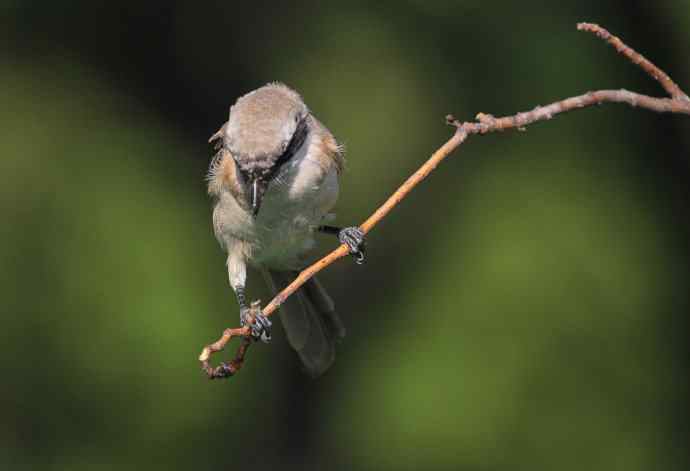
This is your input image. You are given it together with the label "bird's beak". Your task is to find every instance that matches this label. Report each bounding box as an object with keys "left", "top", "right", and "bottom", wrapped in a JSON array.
[{"left": 250, "top": 178, "right": 267, "bottom": 216}]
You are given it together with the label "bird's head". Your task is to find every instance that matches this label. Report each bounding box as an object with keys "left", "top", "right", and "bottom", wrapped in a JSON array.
[{"left": 222, "top": 83, "right": 310, "bottom": 216}]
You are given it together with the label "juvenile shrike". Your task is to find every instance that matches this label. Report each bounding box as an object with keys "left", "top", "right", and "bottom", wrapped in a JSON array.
[{"left": 207, "top": 83, "right": 365, "bottom": 377}]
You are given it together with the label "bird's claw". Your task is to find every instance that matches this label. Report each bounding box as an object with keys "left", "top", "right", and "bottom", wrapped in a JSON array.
[
  {"left": 240, "top": 307, "right": 272, "bottom": 343},
  {"left": 338, "top": 226, "right": 366, "bottom": 264}
]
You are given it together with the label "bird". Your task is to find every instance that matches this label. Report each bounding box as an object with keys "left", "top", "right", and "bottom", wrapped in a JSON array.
[{"left": 207, "top": 83, "right": 365, "bottom": 377}]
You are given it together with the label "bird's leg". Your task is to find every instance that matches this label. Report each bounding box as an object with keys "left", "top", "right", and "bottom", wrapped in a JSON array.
[
  {"left": 319, "top": 225, "right": 366, "bottom": 264},
  {"left": 228, "top": 251, "right": 271, "bottom": 343},
  {"left": 234, "top": 286, "right": 272, "bottom": 343}
]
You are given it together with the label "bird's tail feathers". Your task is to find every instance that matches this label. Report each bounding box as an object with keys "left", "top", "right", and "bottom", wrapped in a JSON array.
[{"left": 262, "top": 270, "right": 345, "bottom": 377}]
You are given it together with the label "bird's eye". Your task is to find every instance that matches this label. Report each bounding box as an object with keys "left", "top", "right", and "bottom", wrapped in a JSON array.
[
  {"left": 235, "top": 161, "right": 251, "bottom": 183},
  {"left": 274, "top": 117, "right": 308, "bottom": 169}
]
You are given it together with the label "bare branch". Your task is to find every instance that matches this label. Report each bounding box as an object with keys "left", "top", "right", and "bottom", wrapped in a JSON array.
[
  {"left": 447, "top": 88, "right": 689, "bottom": 136},
  {"left": 200, "top": 23, "right": 690, "bottom": 379},
  {"left": 199, "top": 302, "right": 257, "bottom": 379},
  {"left": 577, "top": 22, "right": 690, "bottom": 102}
]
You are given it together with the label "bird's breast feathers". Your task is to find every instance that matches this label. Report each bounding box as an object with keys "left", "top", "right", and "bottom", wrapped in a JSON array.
[{"left": 211, "top": 121, "right": 342, "bottom": 269}]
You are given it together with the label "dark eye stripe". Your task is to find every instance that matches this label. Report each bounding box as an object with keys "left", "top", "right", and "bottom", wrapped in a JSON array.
[{"left": 274, "top": 116, "right": 308, "bottom": 169}]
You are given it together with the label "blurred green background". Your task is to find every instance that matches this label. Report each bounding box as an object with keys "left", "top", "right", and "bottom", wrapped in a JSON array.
[{"left": 1, "top": 1, "right": 689, "bottom": 470}]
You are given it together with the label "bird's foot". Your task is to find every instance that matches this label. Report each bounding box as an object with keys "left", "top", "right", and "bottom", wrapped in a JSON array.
[
  {"left": 339, "top": 226, "right": 366, "bottom": 264},
  {"left": 240, "top": 303, "right": 272, "bottom": 343}
]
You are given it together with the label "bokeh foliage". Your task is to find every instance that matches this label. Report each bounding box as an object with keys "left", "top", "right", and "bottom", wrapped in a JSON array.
[{"left": 1, "top": 2, "right": 688, "bottom": 470}]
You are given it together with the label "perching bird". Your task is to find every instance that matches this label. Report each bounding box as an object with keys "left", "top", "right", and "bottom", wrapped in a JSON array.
[{"left": 207, "top": 83, "right": 365, "bottom": 377}]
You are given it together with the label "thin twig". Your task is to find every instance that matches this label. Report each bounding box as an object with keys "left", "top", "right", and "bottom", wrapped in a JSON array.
[
  {"left": 200, "top": 23, "right": 690, "bottom": 379},
  {"left": 199, "top": 302, "right": 257, "bottom": 378},
  {"left": 577, "top": 23, "right": 690, "bottom": 102}
]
